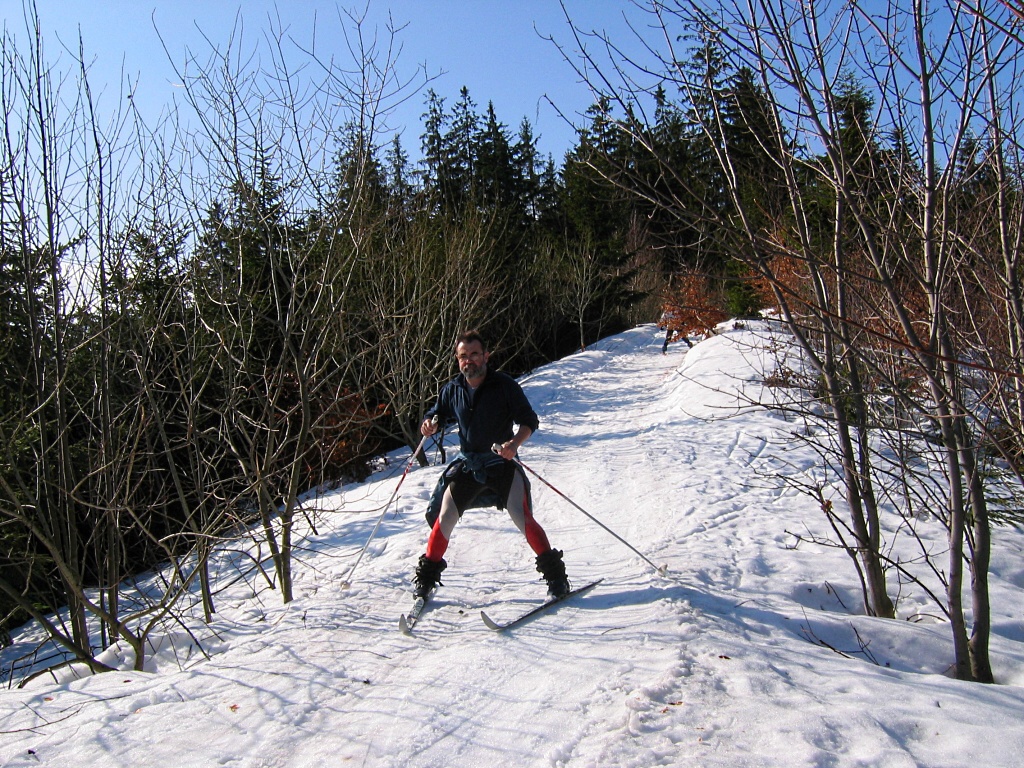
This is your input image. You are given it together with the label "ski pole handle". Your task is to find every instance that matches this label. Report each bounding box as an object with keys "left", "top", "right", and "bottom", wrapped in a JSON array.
[{"left": 491, "top": 442, "right": 516, "bottom": 460}]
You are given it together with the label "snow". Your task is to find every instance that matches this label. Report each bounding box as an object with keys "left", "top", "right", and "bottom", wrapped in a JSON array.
[{"left": 3, "top": 320, "right": 1024, "bottom": 767}]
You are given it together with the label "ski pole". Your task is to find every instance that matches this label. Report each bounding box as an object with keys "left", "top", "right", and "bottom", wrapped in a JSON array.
[
  {"left": 340, "top": 417, "right": 437, "bottom": 588},
  {"left": 493, "top": 444, "right": 668, "bottom": 577}
]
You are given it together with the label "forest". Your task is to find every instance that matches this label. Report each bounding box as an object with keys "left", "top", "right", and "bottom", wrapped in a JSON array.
[{"left": 3, "top": 0, "right": 1024, "bottom": 685}]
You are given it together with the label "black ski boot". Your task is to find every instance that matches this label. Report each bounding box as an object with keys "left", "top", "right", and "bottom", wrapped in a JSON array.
[
  {"left": 413, "top": 555, "right": 446, "bottom": 599},
  {"left": 535, "top": 548, "right": 570, "bottom": 598}
]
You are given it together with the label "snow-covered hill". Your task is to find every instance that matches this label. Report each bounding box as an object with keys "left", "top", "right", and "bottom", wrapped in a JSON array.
[{"left": 2, "top": 321, "right": 1023, "bottom": 767}]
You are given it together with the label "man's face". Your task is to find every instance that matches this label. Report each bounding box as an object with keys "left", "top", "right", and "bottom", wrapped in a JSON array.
[{"left": 455, "top": 340, "right": 489, "bottom": 381}]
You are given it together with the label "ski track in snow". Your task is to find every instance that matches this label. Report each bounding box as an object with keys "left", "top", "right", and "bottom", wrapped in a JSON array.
[{"left": 2, "top": 322, "right": 1024, "bottom": 767}]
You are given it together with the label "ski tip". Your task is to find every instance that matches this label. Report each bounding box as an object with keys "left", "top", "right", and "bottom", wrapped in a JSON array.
[
  {"left": 480, "top": 610, "right": 502, "bottom": 631},
  {"left": 399, "top": 615, "right": 412, "bottom": 635}
]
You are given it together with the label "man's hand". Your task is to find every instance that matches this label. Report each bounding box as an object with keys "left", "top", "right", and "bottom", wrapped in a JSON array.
[
  {"left": 492, "top": 441, "right": 517, "bottom": 461},
  {"left": 492, "top": 426, "right": 531, "bottom": 460},
  {"left": 420, "top": 415, "right": 439, "bottom": 436}
]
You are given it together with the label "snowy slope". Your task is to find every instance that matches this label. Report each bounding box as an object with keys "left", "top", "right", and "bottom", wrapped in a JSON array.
[{"left": 2, "top": 321, "right": 1023, "bottom": 768}]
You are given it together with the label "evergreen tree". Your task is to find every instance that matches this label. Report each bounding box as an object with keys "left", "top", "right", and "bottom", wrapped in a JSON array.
[
  {"left": 385, "top": 133, "right": 415, "bottom": 217},
  {"left": 0, "top": 234, "right": 49, "bottom": 634},
  {"left": 512, "top": 117, "right": 542, "bottom": 220},
  {"left": 193, "top": 153, "right": 293, "bottom": 369},
  {"left": 446, "top": 86, "right": 480, "bottom": 208},
  {"left": 475, "top": 101, "right": 516, "bottom": 208},
  {"left": 419, "top": 88, "right": 449, "bottom": 205},
  {"left": 558, "top": 97, "right": 643, "bottom": 348},
  {"left": 719, "top": 65, "right": 790, "bottom": 314},
  {"left": 334, "top": 121, "right": 388, "bottom": 219}
]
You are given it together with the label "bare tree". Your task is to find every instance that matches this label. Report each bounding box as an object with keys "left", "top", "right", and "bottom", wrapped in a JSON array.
[
  {"left": 559, "top": 0, "right": 1024, "bottom": 681},
  {"left": 350, "top": 204, "right": 512, "bottom": 452},
  {"left": 162, "top": 7, "right": 425, "bottom": 604},
  {"left": 0, "top": 0, "right": 428, "bottom": 682},
  {"left": 0, "top": 1, "right": 226, "bottom": 674}
]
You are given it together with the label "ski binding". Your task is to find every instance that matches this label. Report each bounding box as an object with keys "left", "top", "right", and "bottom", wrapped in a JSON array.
[{"left": 399, "top": 594, "right": 430, "bottom": 635}]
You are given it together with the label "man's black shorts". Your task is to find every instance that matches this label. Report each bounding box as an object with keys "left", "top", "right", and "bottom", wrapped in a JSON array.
[{"left": 448, "top": 460, "right": 520, "bottom": 514}]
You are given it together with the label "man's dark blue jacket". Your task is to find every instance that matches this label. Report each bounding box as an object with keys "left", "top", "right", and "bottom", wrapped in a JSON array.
[{"left": 425, "top": 369, "right": 539, "bottom": 455}]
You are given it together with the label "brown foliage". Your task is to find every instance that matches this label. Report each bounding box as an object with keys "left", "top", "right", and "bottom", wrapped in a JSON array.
[{"left": 658, "top": 271, "right": 730, "bottom": 343}]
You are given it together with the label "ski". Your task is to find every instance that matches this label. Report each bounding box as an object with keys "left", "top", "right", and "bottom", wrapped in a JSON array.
[
  {"left": 480, "top": 579, "right": 603, "bottom": 631},
  {"left": 398, "top": 594, "right": 430, "bottom": 635}
]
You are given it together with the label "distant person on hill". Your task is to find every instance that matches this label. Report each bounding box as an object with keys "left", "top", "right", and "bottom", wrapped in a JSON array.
[{"left": 412, "top": 330, "right": 570, "bottom": 600}]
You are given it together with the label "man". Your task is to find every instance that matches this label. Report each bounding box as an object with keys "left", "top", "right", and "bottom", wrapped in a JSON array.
[{"left": 413, "top": 330, "right": 570, "bottom": 600}]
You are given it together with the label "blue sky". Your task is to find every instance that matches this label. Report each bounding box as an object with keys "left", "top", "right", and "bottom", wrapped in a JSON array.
[{"left": 3, "top": 1, "right": 652, "bottom": 163}]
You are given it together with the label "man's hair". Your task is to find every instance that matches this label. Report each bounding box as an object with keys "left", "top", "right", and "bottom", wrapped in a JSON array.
[{"left": 454, "top": 329, "right": 487, "bottom": 352}]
